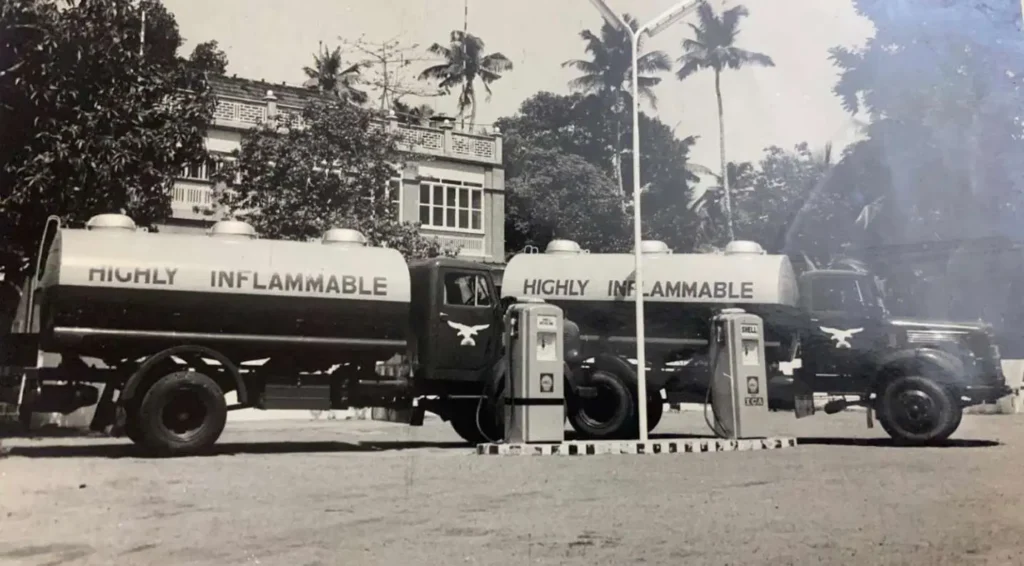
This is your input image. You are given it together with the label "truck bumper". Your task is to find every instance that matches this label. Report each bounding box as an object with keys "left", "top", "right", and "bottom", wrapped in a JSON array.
[{"left": 960, "top": 384, "right": 1013, "bottom": 405}]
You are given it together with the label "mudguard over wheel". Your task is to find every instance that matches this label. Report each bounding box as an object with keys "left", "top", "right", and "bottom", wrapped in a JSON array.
[
  {"left": 876, "top": 374, "right": 962, "bottom": 445},
  {"left": 135, "top": 371, "right": 227, "bottom": 457}
]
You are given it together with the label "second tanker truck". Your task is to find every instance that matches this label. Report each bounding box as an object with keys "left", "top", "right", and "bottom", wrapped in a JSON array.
[{"left": 500, "top": 238, "right": 1011, "bottom": 445}]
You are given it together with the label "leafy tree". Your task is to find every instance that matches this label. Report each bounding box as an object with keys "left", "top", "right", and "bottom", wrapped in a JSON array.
[
  {"left": 506, "top": 150, "right": 629, "bottom": 254},
  {"left": 208, "top": 101, "right": 455, "bottom": 259},
  {"left": 418, "top": 30, "right": 513, "bottom": 130},
  {"left": 0, "top": 0, "right": 214, "bottom": 283},
  {"left": 496, "top": 92, "right": 702, "bottom": 253},
  {"left": 830, "top": 0, "right": 1024, "bottom": 246},
  {"left": 563, "top": 13, "right": 671, "bottom": 196},
  {"left": 733, "top": 142, "right": 857, "bottom": 263},
  {"left": 302, "top": 42, "right": 367, "bottom": 104},
  {"left": 189, "top": 39, "right": 228, "bottom": 75},
  {"left": 676, "top": 1, "right": 775, "bottom": 241}
]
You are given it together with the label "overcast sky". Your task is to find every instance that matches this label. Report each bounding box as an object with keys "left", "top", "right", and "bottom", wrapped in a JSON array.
[{"left": 161, "top": 0, "right": 876, "bottom": 169}]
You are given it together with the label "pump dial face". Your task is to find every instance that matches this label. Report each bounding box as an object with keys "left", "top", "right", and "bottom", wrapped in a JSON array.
[{"left": 536, "top": 331, "right": 557, "bottom": 361}]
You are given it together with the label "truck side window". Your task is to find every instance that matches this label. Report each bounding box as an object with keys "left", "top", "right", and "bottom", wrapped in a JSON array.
[
  {"left": 811, "top": 277, "right": 867, "bottom": 313},
  {"left": 443, "top": 273, "right": 492, "bottom": 307}
]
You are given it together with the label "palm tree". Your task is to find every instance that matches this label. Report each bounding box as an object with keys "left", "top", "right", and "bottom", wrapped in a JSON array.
[
  {"left": 392, "top": 98, "right": 435, "bottom": 126},
  {"left": 418, "top": 31, "right": 513, "bottom": 131},
  {"left": 563, "top": 14, "right": 671, "bottom": 198},
  {"left": 676, "top": 2, "right": 775, "bottom": 241},
  {"left": 302, "top": 42, "right": 367, "bottom": 104}
]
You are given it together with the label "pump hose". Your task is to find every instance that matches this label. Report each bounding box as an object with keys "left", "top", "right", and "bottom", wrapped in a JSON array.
[
  {"left": 475, "top": 359, "right": 514, "bottom": 445},
  {"left": 702, "top": 351, "right": 731, "bottom": 439}
]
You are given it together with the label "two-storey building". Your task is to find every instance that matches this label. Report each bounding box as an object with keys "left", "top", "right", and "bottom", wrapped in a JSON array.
[{"left": 161, "top": 74, "right": 506, "bottom": 264}]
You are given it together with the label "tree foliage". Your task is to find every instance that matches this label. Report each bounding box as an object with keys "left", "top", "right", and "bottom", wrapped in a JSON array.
[
  {"left": 829, "top": 0, "right": 1024, "bottom": 246},
  {"left": 732, "top": 142, "right": 858, "bottom": 264},
  {"left": 506, "top": 150, "right": 629, "bottom": 254},
  {"left": 209, "top": 101, "right": 456, "bottom": 259},
  {"left": 496, "top": 91, "right": 702, "bottom": 254},
  {"left": 302, "top": 43, "right": 367, "bottom": 104},
  {"left": 189, "top": 39, "right": 228, "bottom": 75},
  {"left": 0, "top": 0, "right": 215, "bottom": 281},
  {"left": 563, "top": 13, "right": 671, "bottom": 110},
  {"left": 419, "top": 30, "right": 513, "bottom": 130}
]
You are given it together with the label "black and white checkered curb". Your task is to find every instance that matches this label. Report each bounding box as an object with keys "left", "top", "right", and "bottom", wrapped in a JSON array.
[{"left": 475, "top": 437, "right": 798, "bottom": 456}]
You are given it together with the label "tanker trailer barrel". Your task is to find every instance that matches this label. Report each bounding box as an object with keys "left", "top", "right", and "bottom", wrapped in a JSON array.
[{"left": 38, "top": 216, "right": 413, "bottom": 358}]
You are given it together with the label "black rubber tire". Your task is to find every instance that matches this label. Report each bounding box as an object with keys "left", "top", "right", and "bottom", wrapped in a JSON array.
[
  {"left": 646, "top": 397, "right": 664, "bottom": 433},
  {"left": 876, "top": 375, "right": 962, "bottom": 445},
  {"left": 448, "top": 400, "right": 502, "bottom": 444},
  {"left": 136, "top": 371, "right": 227, "bottom": 457},
  {"left": 567, "top": 369, "right": 635, "bottom": 440}
]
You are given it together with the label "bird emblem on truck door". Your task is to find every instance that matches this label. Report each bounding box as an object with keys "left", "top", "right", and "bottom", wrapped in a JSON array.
[
  {"left": 447, "top": 320, "right": 491, "bottom": 346},
  {"left": 819, "top": 326, "right": 863, "bottom": 349}
]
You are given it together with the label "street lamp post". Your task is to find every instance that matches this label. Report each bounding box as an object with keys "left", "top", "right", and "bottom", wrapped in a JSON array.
[{"left": 587, "top": 0, "right": 703, "bottom": 443}]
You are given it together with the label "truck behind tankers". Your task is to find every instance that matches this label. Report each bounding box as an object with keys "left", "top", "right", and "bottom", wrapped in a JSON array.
[
  {"left": 500, "top": 239, "right": 1011, "bottom": 445},
  {"left": 0, "top": 214, "right": 524, "bottom": 455}
]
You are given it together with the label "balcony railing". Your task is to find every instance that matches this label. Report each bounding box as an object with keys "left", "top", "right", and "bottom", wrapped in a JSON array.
[
  {"left": 211, "top": 98, "right": 501, "bottom": 165},
  {"left": 167, "top": 183, "right": 492, "bottom": 259}
]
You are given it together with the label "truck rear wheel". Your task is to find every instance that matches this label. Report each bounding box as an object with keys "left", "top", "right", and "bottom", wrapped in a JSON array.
[
  {"left": 568, "top": 369, "right": 635, "bottom": 440},
  {"left": 876, "top": 375, "right": 962, "bottom": 445},
  {"left": 136, "top": 371, "right": 227, "bottom": 457}
]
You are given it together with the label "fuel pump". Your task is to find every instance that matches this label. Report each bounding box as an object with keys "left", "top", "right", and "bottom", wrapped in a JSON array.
[
  {"left": 502, "top": 298, "right": 565, "bottom": 444},
  {"left": 708, "top": 308, "right": 771, "bottom": 439}
]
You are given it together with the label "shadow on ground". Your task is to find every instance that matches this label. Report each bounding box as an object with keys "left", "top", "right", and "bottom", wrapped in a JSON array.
[
  {"left": 796, "top": 437, "right": 1001, "bottom": 448},
  {"left": 0, "top": 425, "right": 108, "bottom": 439},
  {"left": 0, "top": 440, "right": 473, "bottom": 459}
]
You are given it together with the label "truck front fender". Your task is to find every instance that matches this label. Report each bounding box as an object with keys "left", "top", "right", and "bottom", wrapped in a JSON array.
[{"left": 873, "top": 347, "right": 966, "bottom": 390}]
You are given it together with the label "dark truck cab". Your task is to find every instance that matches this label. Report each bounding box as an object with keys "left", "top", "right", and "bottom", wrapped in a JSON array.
[{"left": 787, "top": 268, "right": 1010, "bottom": 442}]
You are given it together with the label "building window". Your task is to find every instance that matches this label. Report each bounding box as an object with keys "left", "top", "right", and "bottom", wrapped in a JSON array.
[
  {"left": 179, "top": 155, "right": 227, "bottom": 183},
  {"left": 418, "top": 177, "right": 484, "bottom": 232}
]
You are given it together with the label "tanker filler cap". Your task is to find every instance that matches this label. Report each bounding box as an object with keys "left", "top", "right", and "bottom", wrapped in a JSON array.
[
  {"left": 638, "top": 240, "right": 672, "bottom": 255},
  {"left": 545, "top": 239, "right": 583, "bottom": 255},
  {"left": 85, "top": 213, "right": 137, "bottom": 232},
  {"left": 208, "top": 220, "right": 257, "bottom": 239},
  {"left": 322, "top": 228, "right": 368, "bottom": 247},
  {"left": 724, "top": 240, "right": 765, "bottom": 255}
]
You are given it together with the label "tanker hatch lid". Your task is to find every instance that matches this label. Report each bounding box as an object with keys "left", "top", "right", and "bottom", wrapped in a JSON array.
[
  {"left": 637, "top": 240, "right": 672, "bottom": 255},
  {"left": 86, "top": 213, "right": 137, "bottom": 231},
  {"left": 724, "top": 240, "right": 766, "bottom": 255},
  {"left": 322, "top": 228, "right": 368, "bottom": 247},
  {"left": 208, "top": 220, "right": 257, "bottom": 239},
  {"left": 545, "top": 239, "right": 584, "bottom": 255}
]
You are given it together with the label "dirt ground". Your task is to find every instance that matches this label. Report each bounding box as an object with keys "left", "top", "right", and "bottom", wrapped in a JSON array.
[{"left": 2, "top": 411, "right": 1024, "bottom": 566}]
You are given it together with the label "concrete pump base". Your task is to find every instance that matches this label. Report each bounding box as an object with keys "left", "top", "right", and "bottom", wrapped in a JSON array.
[{"left": 475, "top": 436, "right": 798, "bottom": 456}]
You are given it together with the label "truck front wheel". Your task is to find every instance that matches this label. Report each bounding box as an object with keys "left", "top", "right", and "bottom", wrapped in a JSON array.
[
  {"left": 876, "top": 375, "right": 962, "bottom": 445},
  {"left": 135, "top": 371, "right": 227, "bottom": 457}
]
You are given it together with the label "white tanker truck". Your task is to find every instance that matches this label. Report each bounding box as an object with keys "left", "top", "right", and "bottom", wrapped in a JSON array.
[
  {"left": 500, "top": 239, "right": 1011, "bottom": 445},
  {"left": 0, "top": 214, "right": 517, "bottom": 455}
]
